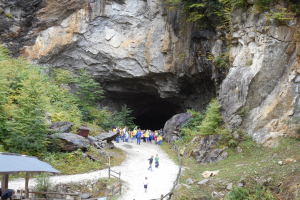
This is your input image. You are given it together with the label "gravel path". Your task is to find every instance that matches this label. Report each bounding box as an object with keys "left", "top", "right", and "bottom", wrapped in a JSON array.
[{"left": 6, "top": 141, "right": 179, "bottom": 200}]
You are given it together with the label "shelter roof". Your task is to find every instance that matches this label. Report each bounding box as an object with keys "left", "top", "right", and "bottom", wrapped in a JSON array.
[{"left": 0, "top": 152, "right": 60, "bottom": 174}]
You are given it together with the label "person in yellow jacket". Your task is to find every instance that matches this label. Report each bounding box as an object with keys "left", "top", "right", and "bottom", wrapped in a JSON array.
[
  {"left": 145, "top": 130, "right": 150, "bottom": 143},
  {"left": 133, "top": 129, "right": 137, "bottom": 142},
  {"left": 130, "top": 130, "right": 134, "bottom": 143},
  {"left": 157, "top": 135, "right": 163, "bottom": 146}
]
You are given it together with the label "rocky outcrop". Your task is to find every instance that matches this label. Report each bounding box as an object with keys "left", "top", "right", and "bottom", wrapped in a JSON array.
[
  {"left": 95, "top": 131, "right": 119, "bottom": 143},
  {"left": 50, "top": 132, "right": 90, "bottom": 151},
  {"left": 49, "top": 121, "right": 74, "bottom": 133},
  {"left": 192, "top": 135, "right": 227, "bottom": 165},
  {"left": 219, "top": 1, "right": 300, "bottom": 146},
  {"left": 163, "top": 112, "right": 193, "bottom": 142}
]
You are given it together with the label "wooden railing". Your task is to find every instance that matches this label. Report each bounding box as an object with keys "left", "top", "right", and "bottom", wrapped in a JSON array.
[{"left": 108, "top": 166, "right": 122, "bottom": 198}]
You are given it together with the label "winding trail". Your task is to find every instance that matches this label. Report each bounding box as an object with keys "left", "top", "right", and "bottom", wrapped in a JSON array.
[{"left": 6, "top": 141, "right": 179, "bottom": 200}]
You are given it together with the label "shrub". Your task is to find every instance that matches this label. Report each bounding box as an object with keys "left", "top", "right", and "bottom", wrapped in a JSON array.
[
  {"left": 35, "top": 173, "right": 52, "bottom": 192},
  {"left": 197, "top": 99, "right": 222, "bottom": 135},
  {"left": 5, "top": 12, "right": 13, "bottom": 18}
]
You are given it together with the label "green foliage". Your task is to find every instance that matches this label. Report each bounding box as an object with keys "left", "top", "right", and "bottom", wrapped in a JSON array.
[
  {"left": 216, "top": 127, "right": 237, "bottom": 148},
  {"left": 113, "top": 105, "right": 136, "bottom": 130},
  {"left": 167, "top": 0, "right": 247, "bottom": 29},
  {"left": 265, "top": 8, "right": 295, "bottom": 24},
  {"left": 197, "top": 99, "right": 223, "bottom": 135},
  {"left": 252, "top": 0, "right": 276, "bottom": 12},
  {"left": 5, "top": 12, "right": 13, "bottom": 18},
  {"left": 51, "top": 68, "right": 74, "bottom": 85},
  {"left": 226, "top": 185, "right": 275, "bottom": 200},
  {"left": 74, "top": 69, "right": 104, "bottom": 106},
  {"left": 208, "top": 48, "right": 230, "bottom": 69},
  {"left": 35, "top": 173, "right": 52, "bottom": 192},
  {"left": 0, "top": 45, "right": 81, "bottom": 155}
]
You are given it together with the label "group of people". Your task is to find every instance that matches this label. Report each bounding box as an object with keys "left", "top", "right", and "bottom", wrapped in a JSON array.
[{"left": 113, "top": 126, "right": 164, "bottom": 146}]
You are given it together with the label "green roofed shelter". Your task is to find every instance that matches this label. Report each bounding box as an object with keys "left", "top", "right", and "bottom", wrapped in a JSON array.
[{"left": 0, "top": 152, "right": 60, "bottom": 198}]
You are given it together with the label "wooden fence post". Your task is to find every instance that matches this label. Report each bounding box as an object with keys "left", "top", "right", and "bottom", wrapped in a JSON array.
[
  {"left": 108, "top": 166, "right": 110, "bottom": 179},
  {"left": 119, "top": 172, "right": 121, "bottom": 182},
  {"left": 161, "top": 194, "right": 164, "bottom": 200},
  {"left": 111, "top": 186, "right": 114, "bottom": 197},
  {"left": 120, "top": 181, "right": 122, "bottom": 194},
  {"left": 78, "top": 192, "right": 82, "bottom": 200}
]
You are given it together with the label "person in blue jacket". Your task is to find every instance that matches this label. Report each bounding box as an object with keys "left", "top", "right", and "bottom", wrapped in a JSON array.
[
  {"left": 137, "top": 129, "right": 142, "bottom": 145},
  {"left": 1, "top": 189, "right": 14, "bottom": 200}
]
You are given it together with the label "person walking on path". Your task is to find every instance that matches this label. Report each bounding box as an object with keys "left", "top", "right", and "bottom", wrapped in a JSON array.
[
  {"left": 143, "top": 177, "right": 149, "bottom": 192},
  {"left": 148, "top": 156, "right": 154, "bottom": 171},
  {"left": 155, "top": 154, "right": 159, "bottom": 168},
  {"left": 137, "top": 129, "right": 142, "bottom": 145}
]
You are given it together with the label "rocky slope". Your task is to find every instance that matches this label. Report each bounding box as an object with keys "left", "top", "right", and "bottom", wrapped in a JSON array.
[{"left": 1, "top": 0, "right": 299, "bottom": 141}]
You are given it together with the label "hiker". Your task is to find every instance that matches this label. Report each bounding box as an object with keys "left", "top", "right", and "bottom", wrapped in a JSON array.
[
  {"left": 149, "top": 131, "right": 154, "bottom": 143},
  {"left": 116, "top": 128, "right": 120, "bottom": 143},
  {"left": 160, "top": 128, "right": 164, "bottom": 136},
  {"left": 145, "top": 130, "right": 150, "bottom": 143},
  {"left": 158, "top": 135, "right": 163, "bottom": 145},
  {"left": 154, "top": 131, "right": 158, "bottom": 144},
  {"left": 130, "top": 130, "right": 134, "bottom": 143},
  {"left": 133, "top": 129, "right": 137, "bottom": 142},
  {"left": 155, "top": 154, "right": 159, "bottom": 168},
  {"left": 1, "top": 189, "right": 14, "bottom": 200},
  {"left": 137, "top": 129, "right": 142, "bottom": 145},
  {"left": 143, "top": 177, "right": 149, "bottom": 192},
  {"left": 125, "top": 130, "right": 129, "bottom": 142},
  {"left": 148, "top": 156, "right": 154, "bottom": 171}
]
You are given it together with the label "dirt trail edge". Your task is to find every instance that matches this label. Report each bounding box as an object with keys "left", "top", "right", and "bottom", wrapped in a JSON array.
[{"left": 7, "top": 141, "right": 179, "bottom": 200}]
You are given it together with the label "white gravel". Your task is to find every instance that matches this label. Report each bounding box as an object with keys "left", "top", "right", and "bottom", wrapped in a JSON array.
[{"left": 5, "top": 141, "right": 179, "bottom": 200}]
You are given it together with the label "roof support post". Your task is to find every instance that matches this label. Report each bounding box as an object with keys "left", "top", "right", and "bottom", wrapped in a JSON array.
[
  {"left": 25, "top": 172, "right": 30, "bottom": 198},
  {"left": 1, "top": 174, "right": 9, "bottom": 192}
]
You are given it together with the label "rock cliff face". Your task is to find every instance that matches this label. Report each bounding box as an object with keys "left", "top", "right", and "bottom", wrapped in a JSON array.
[
  {"left": 219, "top": 1, "right": 300, "bottom": 146},
  {"left": 2, "top": 0, "right": 299, "bottom": 140},
  {"left": 0, "top": 0, "right": 219, "bottom": 129}
]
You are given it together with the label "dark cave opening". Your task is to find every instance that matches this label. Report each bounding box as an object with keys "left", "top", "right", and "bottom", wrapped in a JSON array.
[{"left": 100, "top": 92, "right": 182, "bottom": 130}]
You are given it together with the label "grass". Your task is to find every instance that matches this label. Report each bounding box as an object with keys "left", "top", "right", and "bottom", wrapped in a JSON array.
[{"left": 161, "top": 137, "right": 300, "bottom": 199}]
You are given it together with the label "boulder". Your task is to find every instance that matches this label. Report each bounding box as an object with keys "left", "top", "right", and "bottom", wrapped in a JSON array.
[
  {"left": 95, "top": 131, "right": 119, "bottom": 143},
  {"left": 198, "top": 179, "right": 209, "bottom": 186},
  {"left": 163, "top": 112, "right": 193, "bottom": 142},
  {"left": 202, "top": 170, "right": 219, "bottom": 178},
  {"left": 227, "top": 183, "right": 233, "bottom": 190},
  {"left": 186, "top": 178, "right": 194, "bottom": 185},
  {"left": 50, "top": 133, "right": 90, "bottom": 151},
  {"left": 49, "top": 121, "right": 74, "bottom": 133},
  {"left": 192, "top": 134, "right": 227, "bottom": 164},
  {"left": 87, "top": 136, "right": 98, "bottom": 144}
]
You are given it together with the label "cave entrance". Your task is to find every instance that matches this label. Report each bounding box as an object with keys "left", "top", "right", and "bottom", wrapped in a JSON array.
[{"left": 100, "top": 92, "right": 181, "bottom": 130}]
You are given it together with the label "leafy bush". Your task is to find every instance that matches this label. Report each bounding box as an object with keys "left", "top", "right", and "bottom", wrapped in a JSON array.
[
  {"left": 197, "top": 99, "right": 223, "bottom": 135},
  {"left": 5, "top": 12, "right": 13, "bottom": 18},
  {"left": 0, "top": 45, "right": 81, "bottom": 155},
  {"left": 113, "top": 105, "right": 136, "bottom": 130},
  {"left": 35, "top": 173, "right": 52, "bottom": 192},
  {"left": 226, "top": 185, "right": 275, "bottom": 200}
]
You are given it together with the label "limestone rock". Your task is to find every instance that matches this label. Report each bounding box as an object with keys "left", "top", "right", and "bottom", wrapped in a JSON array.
[
  {"left": 49, "top": 121, "right": 74, "bottom": 133},
  {"left": 163, "top": 112, "right": 193, "bottom": 142},
  {"left": 198, "top": 179, "right": 209, "bottom": 186},
  {"left": 50, "top": 133, "right": 90, "bottom": 151},
  {"left": 212, "top": 191, "right": 224, "bottom": 199},
  {"left": 202, "top": 170, "right": 219, "bottom": 178},
  {"left": 278, "top": 161, "right": 283, "bottom": 165},
  {"left": 192, "top": 134, "right": 227, "bottom": 164},
  {"left": 186, "top": 178, "right": 194, "bottom": 185},
  {"left": 237, "top": 183, "right": 244, "bottom": 187},
  {"left": 95, "top": 131, "right": 119, "bottom": 143},
  {"left": 227, "top": 183, "right": 233, "bottom": 190}
]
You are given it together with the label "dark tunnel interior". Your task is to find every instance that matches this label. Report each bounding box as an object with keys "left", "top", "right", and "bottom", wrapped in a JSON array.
[{"left": 100, "top": 92, "right": 182, "bottom": 130}]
